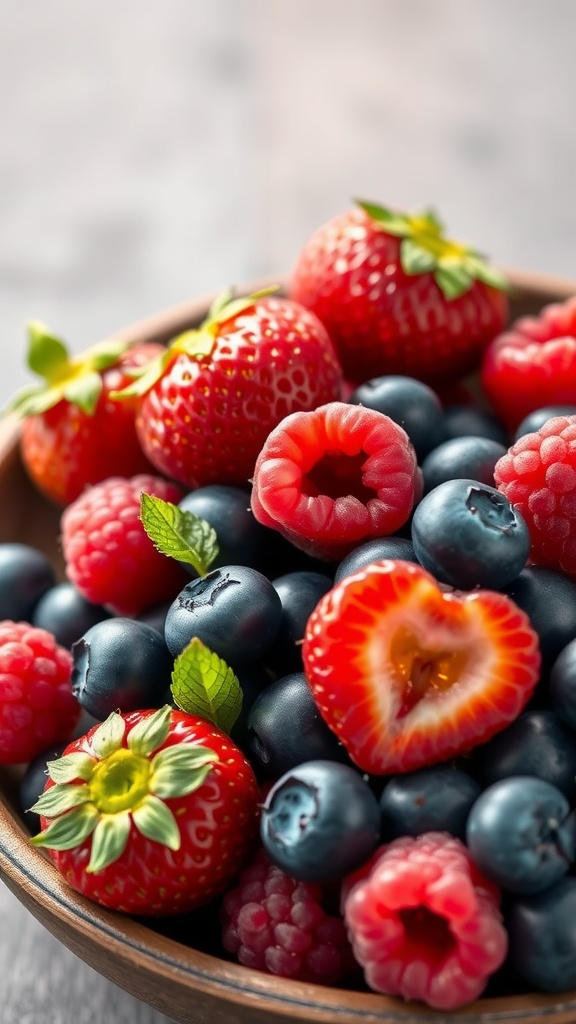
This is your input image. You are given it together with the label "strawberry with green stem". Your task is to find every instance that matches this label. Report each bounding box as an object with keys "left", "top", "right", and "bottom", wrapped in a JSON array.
[
  {"left": 8, "top": 322, "right": 162, "bottom": 505},
  {"left": 290, "top": 201, "right": 509, "bottom": 386}
]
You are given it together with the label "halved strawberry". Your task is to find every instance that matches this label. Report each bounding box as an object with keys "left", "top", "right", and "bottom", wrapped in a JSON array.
[{"left": 302, "top": 559, "right": 540, "bottom": 774}]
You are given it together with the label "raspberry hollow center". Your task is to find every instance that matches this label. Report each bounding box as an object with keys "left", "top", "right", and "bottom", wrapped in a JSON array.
[
  {"left": 399, "top": 906, "right": 456, "bottom": 961},
  {"left": 390, "top": 626, "right": 471, "bottom": 717},
  {"left": 301, "top": 450, "right": 375, "bottom": 502}
]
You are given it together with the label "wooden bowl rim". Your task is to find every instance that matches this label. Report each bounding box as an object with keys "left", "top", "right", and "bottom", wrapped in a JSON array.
[{"left": 2, "top": 266, "right": 576, "bottom": 1024}]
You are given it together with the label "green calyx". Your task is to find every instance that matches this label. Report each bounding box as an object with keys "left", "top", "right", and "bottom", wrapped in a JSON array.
[
  {"left": 111, "top": 284, "right": 279, "bottom": 400},
  {"left": 30, "top": 705, "right": 219, "bottom": 874},
  {"left": 356, "top": 200, "right": 509, "bottom": 300},
  {"left": 6, "top": 321, "right": 130, "bottom": 417}
]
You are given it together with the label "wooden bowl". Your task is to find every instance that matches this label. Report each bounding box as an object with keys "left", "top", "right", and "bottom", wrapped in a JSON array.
[{"left": 2, "top": 269, "right": 576, "bottom": 1024}]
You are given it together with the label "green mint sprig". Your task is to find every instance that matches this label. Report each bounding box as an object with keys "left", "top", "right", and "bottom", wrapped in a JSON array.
[
  {"left": 170, "top": 637, "right": 242, "bottom": 735},
  {"left": 140, "top": 493, "right": 219, "bottom": 577}
]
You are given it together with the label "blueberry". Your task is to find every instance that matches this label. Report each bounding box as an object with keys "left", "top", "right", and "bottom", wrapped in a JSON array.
[
  {"left": 411, "top": 479, "right": 530, "bottom": 590},
  {"left": 269, "top": 572, "right": 333, "bottom": 673},
  {"left": 71, "top": 618, "right": 174, "bottom": 720},
  {"left": 0, "top": 543, "right": 55, "bottom": 621},
  {"left": 507, "top": 877, "right": 576, "bottom": 992},
  {"left": 247, "top": 672, "right": 349, "bottom": 778},
  {"left": 549, "top": 638, "right": 576, "bottom": 731},
  {"left": 466, "top": 776, "right": 575, "bottom": 894},
  {"left": 32, "top": 582, "right": 112, "bottom": 648},
  {"left": 514, "top": 406, "right": 576, "bottom": 442},
  {"left": 228, "top": 663, "right": 275, "bottom": 754},
  {"left": 19, "top": 742, "right": 68, "bottom": 834},
  {"left": 260, "top": 759, "right": 381, "bottom": 882},
  {"left": 137, "top": 599, "right": 173, "bottom": 636},
  {"left": 379, "top": 765, "right": 481, "bottom": 841},
  {"left": 441, "top": 405, "right": 509, "bottom": 446},
  {"left": 474, "top": 710, "right": 576, "bottom": 801},
  {"left": 348, "top": 375, "right": 444, "bottom": 460},
  {"left": 164, "top": 566, "right": 282, "bottom": 668},
  {"left": 421, "top": 436, "right": 507, "bottom": 495},
  {"left": 178, "top": 485, "right": 270, "bottom": 573},
  {"left": 502, "top": 566, "right": 576, "bottom": 671},
  {"left": 334, "top": 536, "right": 417, "bottom": 583}
]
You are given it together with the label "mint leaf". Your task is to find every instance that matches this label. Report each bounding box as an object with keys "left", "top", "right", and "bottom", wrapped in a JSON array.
[
  {"left": 171, "top": 637, "right": 242, "bottom": 734},
  {"left": 140, "top": 493, "right": 218, "bottom": 577}
]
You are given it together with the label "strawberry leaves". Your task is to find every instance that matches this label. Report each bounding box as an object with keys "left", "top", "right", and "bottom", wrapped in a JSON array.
[
  {"left": 140, "top": 493, "right": 218, "bottom": 577},
  {"left": 356, "top": 199, "right": 508, "bottom": 300}
]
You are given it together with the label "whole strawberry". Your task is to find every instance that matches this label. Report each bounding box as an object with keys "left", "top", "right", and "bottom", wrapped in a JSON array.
[
  {"left": 290, "top": 201, "right": 509, "bottom": 386},
  {"left": 9, "top": 322, "right": 162, "bottom": 505},
  {"left": 119, "top": 289, "right": 343, "bottom": 490},
  {"left": 30, "top": 704, "right": 260, "bottom": 916}
]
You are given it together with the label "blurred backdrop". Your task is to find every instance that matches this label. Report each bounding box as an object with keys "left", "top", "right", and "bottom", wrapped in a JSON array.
[
  {"left": 2, "top": 0, "right": 576, "bottom": 406},
  {"left": 1, "top": 3, "right": 576, "bottom": 1022}
]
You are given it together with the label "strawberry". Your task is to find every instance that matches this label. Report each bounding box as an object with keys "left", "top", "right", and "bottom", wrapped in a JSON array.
[
  {"left": 290, "top": 201, "right": 509, "bottom": 386},
  {"left": 9, "top": 322, "right": 162, "bottom": 505},
  {"left": 30, "top": 704, "right": 260, "bottom": 916},
  {"left": 117, "top": 289, "right": 344, "bottom": 491},
  {"left": 481, "top": 294, "right": 576, "bottom": 431},
  {"left": 301, "top": 559, "right": 540, "bottom": 774}
]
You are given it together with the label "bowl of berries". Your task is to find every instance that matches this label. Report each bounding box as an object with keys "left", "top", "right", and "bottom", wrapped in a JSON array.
[{"left": 2, "top": 200, "right": 576, "bottom": 1024}]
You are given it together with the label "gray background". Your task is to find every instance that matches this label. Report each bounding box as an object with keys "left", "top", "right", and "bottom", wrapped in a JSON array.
[{"left": 1, "top": 1, "right": 576, "bottom": 1021}]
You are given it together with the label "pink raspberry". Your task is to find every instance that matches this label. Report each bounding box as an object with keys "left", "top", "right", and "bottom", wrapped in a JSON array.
[
  {"left": 61, "top": 474, "right": 187, "bottom": 616},
  {"left": 341, "top": 832, "right": 507, "bottom": 1011},
  {"left": 494, "top": 415, "right": 576, "bottom": 576},
  {"left": 250, "top": 401, "right": 422, "bottom": 560},
  {"left": 221, "top": 848, "right": 355, "bottom": 984},
  {"left": 0, "top": 620, "right": 79, "bottom": 764}
]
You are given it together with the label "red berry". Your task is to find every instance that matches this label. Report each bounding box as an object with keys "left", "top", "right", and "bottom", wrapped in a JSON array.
[
  {"left": 61, "top": 474, "right": 187, "bottom": 616},
  {"left": 18, "top": 333, "right": 163, "bottom": 506},
  {"left": 250, "top": 402, "right": 422, "bottom": 560},
  {"left": 290, "top": 203, "right": 508, "bottom": 386},
  {"left": 221, "top": 847, "right": 355, "bottom": 984},
  {"left": 482, "top": 296, "right": 576, "bottom": 430},
  {"left": 494, "top": 414, "right": 576, "bottom": 576},
  {"left": 0, "top": 621, "right": 79, "bottom": 764},
  {"left": 341, "top": 832, "right": 507, "bottom": 1010},
  {"left": 134, "top": 293, "right": 343, "bottom": 490},
  {"left": 32, "top": 706, "right": 261, "bottom": 916},
  {"left": 302, "top": 559, "right": 540, "bottom": 774}
]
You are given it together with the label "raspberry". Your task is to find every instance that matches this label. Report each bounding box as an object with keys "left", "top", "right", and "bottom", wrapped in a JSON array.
[
  {"left": 341, "top": 832, "right": 507, "bottom": 1010},
  {"left": 494, "top": 415, "right": 576, "bottom": 576},
  {"left": 220, "top": 848, "right": 355, "bottom": 984},
  {"left": 0, "top": 621, "right": 79, "bottom": 763},
  {"left": 61, "top": 474, "right": 187, "bottom": 616},
  {"left": 250, "top": 401, "right": 422, "bottom": 560}
]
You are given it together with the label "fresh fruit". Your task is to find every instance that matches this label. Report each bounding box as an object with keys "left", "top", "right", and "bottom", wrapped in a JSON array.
[
  {"left": 250, "top": 401, "right": 422, "bottom": 561},
  {"left": 260, "top": 760, "right": 381, "bottom": 882},
  {"left": 178, "top": 484, "right": 272, "bottom": 573},
  {"left": 507, "top": 877, "right": 576, "bottom": 993},
  {"left": 411, "top": 478, "right": 530, "bottom": 590},
  {"left": 30, "top": 704, "right": 260, "bottom": 915},
  {"left": 10, "top": 323, "right": 162, "bottom": 505},
  {"left": 481, "top": 295, "right": 576, "bottom": 431},
  {"left": 549, "top": 638, "right": 576, "bottom": 730},
  {"left": 502, "top": 565, "right": 576, "bottom": 670},
  {"left": 164, "top": 565, "right": 283, "bottom": 668},
  {"left": 71, "top": 618, "right": 174, "bottom": 720},
  {"left": 378, "top": 765, "right": 481, "bottom": 842},
  {"left": 495, "top": 414, "right": 576, "bottom": 578},
  {"left": 221, "top": 846, "right": 355, "bottom": 983},
  {"left": 348, "top": 375, "right": 445, "bottom": 460},
  {"left": 302, "top": 559, "right": 541, "bottom": 774},
  {"left": 60, "top": 473, "right": 187, "bottom": 617},
  {"left": 514, "top": 404, "right": 576, "bottom": 441},
  {"left": 117, "top": 290, "right": 344, "bottom": 491},
  {"left": 466, "top": 776, "right": 575, "bottom": 894},
  {"left": 269, "top": 571, "right": 333, "bottom": 673},
  {"left": 474, "top": 709, "right": 576, "bottom": 800},
  {"left": 420, "top": 436, "right": 507, "bottom": 495},
  {"left": 290, "top": 201, "right": 508, "bottom": 386},
  {"left": 0, "top": 620, "right": 79, "bottom": 764},
  {"left": 341, "top": 832, "right": 507, "bottom": 1010},
  {"left": 334, "top": 535, "right": 417, "bottom": 582},
  {"left": 32, "top": 582, "right": 111, "bottom": 649},
  {"left": 0, "top": 543, "right": 56, "bottom": 621},
  {"left": 246, "top": 672, "right": 349, "bottom": 779}
]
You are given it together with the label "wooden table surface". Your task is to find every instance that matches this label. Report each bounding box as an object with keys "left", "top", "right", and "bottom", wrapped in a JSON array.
[{"left": 1, "top": 1, "right": 576, "bottom": 1021}]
